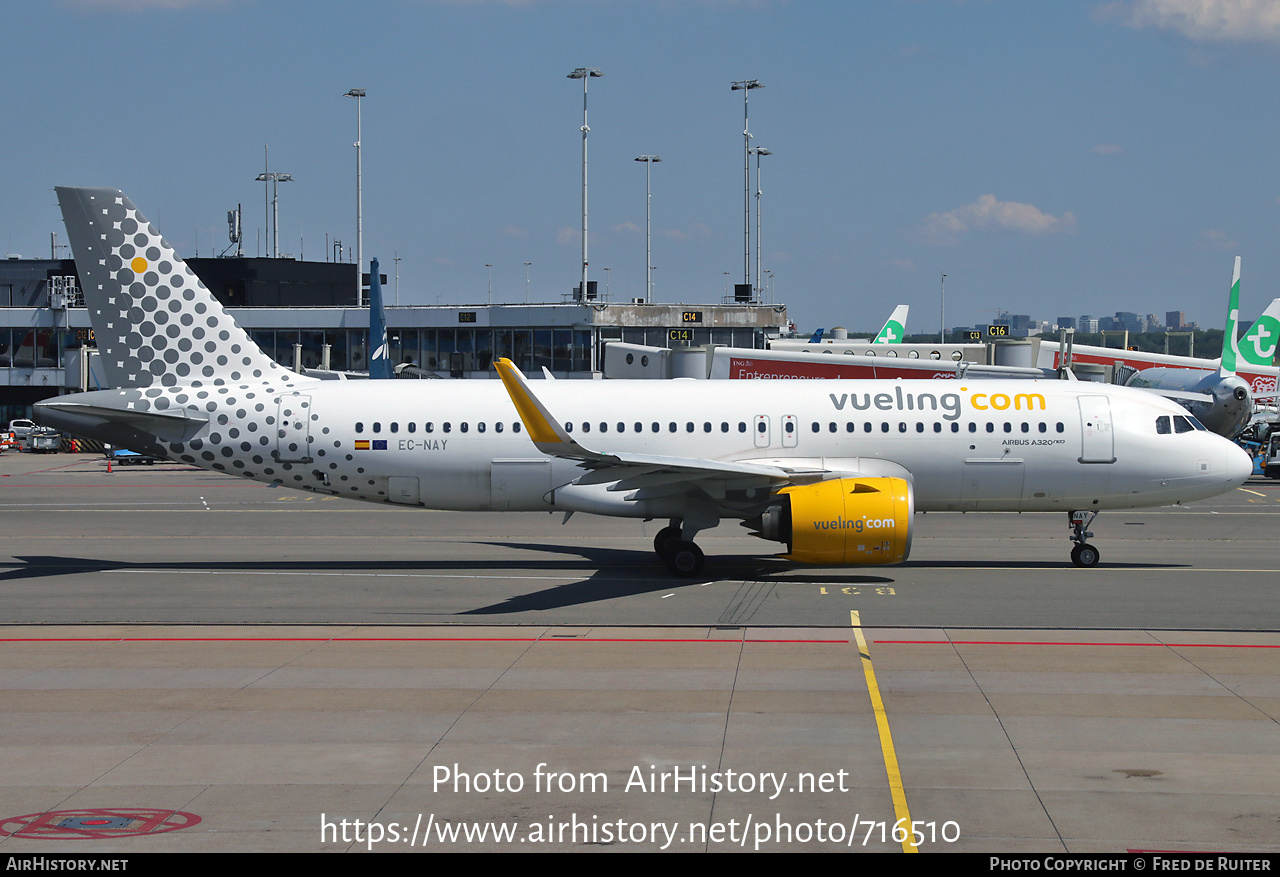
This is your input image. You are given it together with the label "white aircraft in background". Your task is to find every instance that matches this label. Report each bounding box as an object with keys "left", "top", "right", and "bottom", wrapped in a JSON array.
[
  {"left": 35, "top": 188, "right": 1251, "bottom": 576},
  {"left": 1121, "top": 257, "right": 1255, "bottom": 437},
  {"left": 1039, "top": 270, "right": 1280, "bottom": 404}
]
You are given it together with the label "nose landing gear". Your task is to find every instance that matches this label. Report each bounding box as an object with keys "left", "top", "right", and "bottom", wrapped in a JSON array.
[{"left": 1069, "top": 511, "right": 1100, "bottom": 567}]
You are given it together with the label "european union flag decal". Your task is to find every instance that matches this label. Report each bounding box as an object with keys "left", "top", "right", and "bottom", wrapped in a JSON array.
[{"left": 372, "top": 440, "right": 388, "bottom": 450}]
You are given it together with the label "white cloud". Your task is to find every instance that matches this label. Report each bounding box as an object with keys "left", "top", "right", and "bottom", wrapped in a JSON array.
[
  {"left": 556, "top": 226, "right": 578, "bottom": 246},
  {"left": 1097, "top": 0, "right": 1280, "bottom": 44},
  {"left": 658, "top": 222, "right": 714, "bottom": 243},
  {"left": 1090, "top": 143, "right": 1125, "bottom": 155},
  {"left": 922, "top": 194, "right": 1077, "bottom": 243},
  {"left": 612, "top": 221, "right": 642, "bottom": 234},
  {"left": 1199, "top": 228, "right": 1239, "bottom": 250},
  {"left": 501, "top": 225, "right": 527, "bottom": 238},
  {"left": 886, "top": 258, "right": 916, "bottom": 272}
]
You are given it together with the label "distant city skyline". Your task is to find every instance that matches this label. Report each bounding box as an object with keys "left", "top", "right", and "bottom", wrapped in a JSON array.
[{"left": 5, "top": 1, "right": 1280, "bottom": 333}]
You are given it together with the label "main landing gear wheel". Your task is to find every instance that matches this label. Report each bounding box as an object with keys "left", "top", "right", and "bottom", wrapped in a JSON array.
[
  {"left": 662, "top": 540, "right": 705, "bottom": 577},
  {"left": 653, "top": 525, "right": 682, "bottom": 557},
  {"left": 1070, "top": 543, "right": 1100, "bottom": 568}
]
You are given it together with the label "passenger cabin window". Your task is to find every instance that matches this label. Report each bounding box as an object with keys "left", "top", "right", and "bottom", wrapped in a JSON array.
[{"left": 355, "top": 422, "right": 364, "bottom": 434}]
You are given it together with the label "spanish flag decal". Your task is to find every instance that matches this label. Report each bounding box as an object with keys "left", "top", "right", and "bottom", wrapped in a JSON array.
[{"left": 354, "top": 440, "right": 371, "bottom": 450}]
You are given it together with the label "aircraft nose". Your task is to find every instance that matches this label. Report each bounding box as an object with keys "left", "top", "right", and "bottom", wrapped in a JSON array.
[{"left": 1226, "top": 442, "right": 1253, "bottom": 487}]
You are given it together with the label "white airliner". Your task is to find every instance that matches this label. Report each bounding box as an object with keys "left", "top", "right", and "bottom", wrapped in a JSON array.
[{"left": 35, "top": 188, "right": 1253, "bottom": 576}]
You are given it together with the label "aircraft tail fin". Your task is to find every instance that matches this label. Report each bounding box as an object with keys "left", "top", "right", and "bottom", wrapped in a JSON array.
[
  {"left": 1219, "top": 256, "right": 1242, "bottom": 377},
  {"left": 808, "top": 327, "right": 825, "bottom": 343},
  {"left": 56, "top": 187, "right": 297, "bottom": 389},
  {"left": 1239, "top": 296, "right": 1280, "bottom": 369},
  {"left": 873, "top": 305, "right": 908, "bottom": 343},
  {"left": 368, "top": 256, "right": 392, "bottom": 379}
]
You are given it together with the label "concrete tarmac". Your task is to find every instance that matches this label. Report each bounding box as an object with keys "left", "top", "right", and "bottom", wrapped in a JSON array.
[{"left": 0, "top": 454, "right": 1277, "bottom": 853}]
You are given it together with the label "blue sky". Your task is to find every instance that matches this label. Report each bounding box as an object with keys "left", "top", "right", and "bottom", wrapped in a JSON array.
[{"left": 5, "top": 0, "right": 1280, "bottom": 333}]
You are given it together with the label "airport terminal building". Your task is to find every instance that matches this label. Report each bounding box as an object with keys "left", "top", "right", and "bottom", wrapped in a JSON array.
[{"left": 0, "top": 256, "right": 787, "bottom": 423}]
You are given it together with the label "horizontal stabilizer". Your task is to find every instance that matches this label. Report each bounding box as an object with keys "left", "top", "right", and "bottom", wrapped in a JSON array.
[{"left": 36, "top": 397, "right": 208, "bottom": 443}]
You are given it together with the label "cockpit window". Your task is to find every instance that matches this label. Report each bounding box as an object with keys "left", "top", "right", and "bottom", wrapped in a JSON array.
[
  {"left": 1172, "top": 415, "right": 1195, "bottom": 434},
  {"left": 1156, "top": 416, "right": 1171, "bottom": 435}
]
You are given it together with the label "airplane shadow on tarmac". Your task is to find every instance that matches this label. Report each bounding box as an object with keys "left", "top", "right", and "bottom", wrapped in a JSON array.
[{"left": 0, "top": 547, "right": 1187, "bottom": 619}]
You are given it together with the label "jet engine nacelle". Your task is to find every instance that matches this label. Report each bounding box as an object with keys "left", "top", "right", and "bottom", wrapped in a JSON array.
[{"left": 755, "top": 477, "right": 914, "bottom": 565}]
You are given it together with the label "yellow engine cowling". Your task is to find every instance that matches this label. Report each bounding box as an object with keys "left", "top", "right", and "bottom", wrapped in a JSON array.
[{"left": 772, "top": 477, "right": 914, "bottom": 565}]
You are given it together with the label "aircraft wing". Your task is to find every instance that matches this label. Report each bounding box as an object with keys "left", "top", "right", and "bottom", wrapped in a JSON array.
[{"left": 493, "top": 358, "right": 817, "bottom": 492}]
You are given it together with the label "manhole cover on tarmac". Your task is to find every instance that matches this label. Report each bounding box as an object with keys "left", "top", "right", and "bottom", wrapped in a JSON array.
[{"left": 1, "top": 809, "right": 201, "bottom": 840}]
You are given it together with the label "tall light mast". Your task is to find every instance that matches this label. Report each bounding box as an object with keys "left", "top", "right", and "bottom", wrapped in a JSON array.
[
  {"left": 567, "top": 68, "right": 602, "bottom": 300},
  {"left": 345, "top": 88, "right": 366, "bottom": 306},
  {"left": 634, "top": 155, "right": 661, "bottom": 303},
  {"left": 731, "top": 79, "right": 763, "bottom": 292}
]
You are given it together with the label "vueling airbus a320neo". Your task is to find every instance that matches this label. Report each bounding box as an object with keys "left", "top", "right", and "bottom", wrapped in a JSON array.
[{"left": 35, "top": 188, "right": 1252, "bottom": 576}]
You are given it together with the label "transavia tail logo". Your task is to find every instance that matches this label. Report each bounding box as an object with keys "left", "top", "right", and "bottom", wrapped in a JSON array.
[
  {"left": 875, "top": 320, "right": 904, "bottom": 343},
  {"left": 1241, "top": 315, "right": 1280, "bottom": 366},
  {"left": 1222, "top": 304, "right": 1240, "bottom": 373},
  {"left": 814, "top": 515, "right": 896, "bottom": 533}
]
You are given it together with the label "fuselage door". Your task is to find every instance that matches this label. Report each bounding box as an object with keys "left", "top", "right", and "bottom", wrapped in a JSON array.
[
  {"left": 1078, "top": 395, "right": 1116, "bottom": 464},
  {"left": 274, "top": 394, "right": 313, "bottom": 463},
  {"left": 753, "top": 414, "right": 771, "bottom": 449},
  {"left": 781, "top": 414, "right": 798, "bottom": 448}
]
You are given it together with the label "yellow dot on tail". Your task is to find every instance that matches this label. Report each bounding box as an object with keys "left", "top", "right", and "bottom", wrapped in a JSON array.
[{"left": 130, "top": 257, "right": 147, "bottom": 274}]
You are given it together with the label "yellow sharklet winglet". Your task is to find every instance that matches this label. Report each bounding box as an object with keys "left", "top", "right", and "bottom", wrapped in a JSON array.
[{"left": 493, "top": 358, "right": 573, "bottom": 448}]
